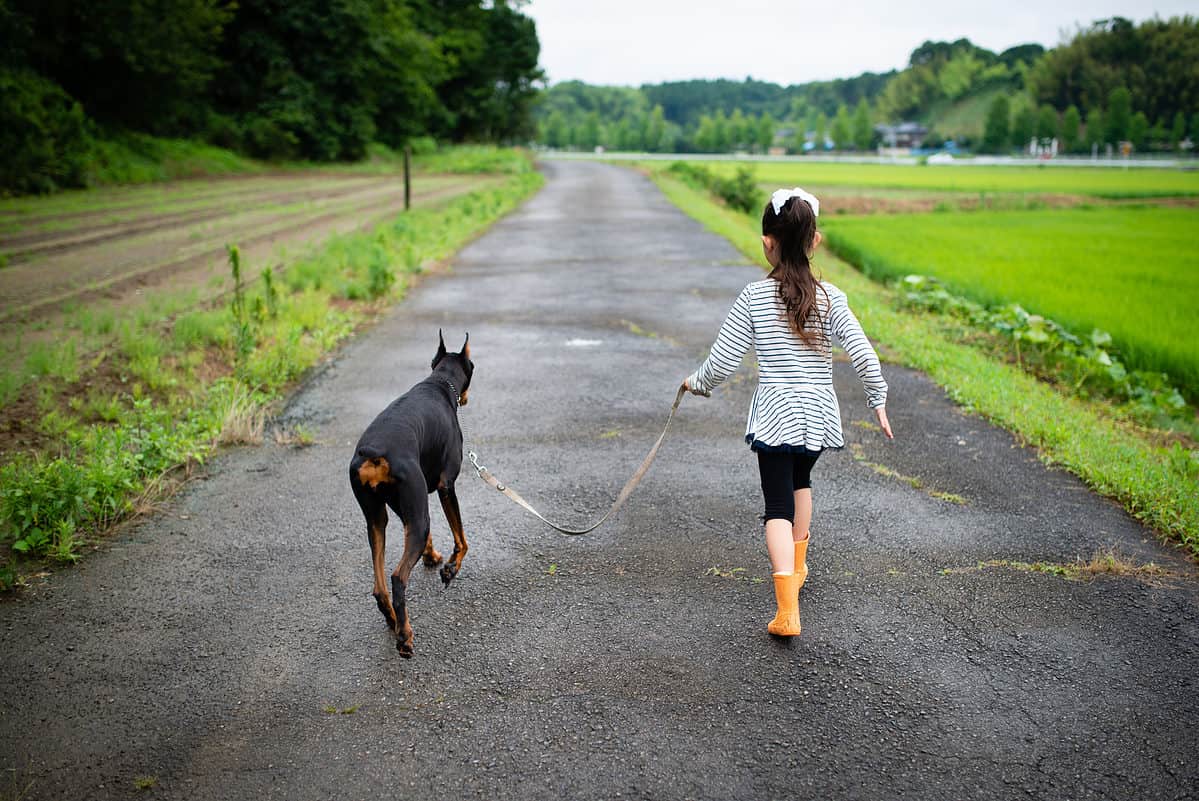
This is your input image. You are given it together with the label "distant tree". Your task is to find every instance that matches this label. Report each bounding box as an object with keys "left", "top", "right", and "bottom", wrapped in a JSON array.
[
  {"left": 694, "top": 114, "right": 717, "bottom": 152},
  {"left": 937, "top": 51, "right": 984, "bottom": 100},
  {"left": 815, "top": 112, "right": 829, "bottom": 148},
  {"left": 542, "top": 111, "right": 568, "bottom": 148},
  {"left": 1192, "top": 112, "right": 1199, "bottom": 142},
  {"left": 645, "top": 105, "right": 667, "bottom": 152},
  {"left": 755, "top": 113, "right": 775, "bottom": 151},
  {"left": 1171, "top": 111, "right": 1186, "bottom": 147},
  {"left": 1085, "top": 107, "right": 1104, "bottom": 147},
  {"left": 1106, "top": 86, "right": 1132, "bottom": 143},
  {"left": 852, "top": 99, "right": 873, "bottom": 150},
  {"left": 1010, "top": 106, "right": 1035, "bottom": 151},
  {"left": 1036, "top": 104, "right": 1057, "bottom": 141},
  {"left": 982, "top": 95, "right": 1010, "bottom": 152},
  {"left": 1128, "top": 111, "right": 1149, "bottom": 148},
  {"left": 1149, "top": 117, "right": 1168, "bottom": 148},
  {"left": 1061, "top": 105, "right": 1081, "bottom": 152},
  {"left": 579, "top": 113, "right": 600, "bottom": 150},
  {"left": 830, "top": 104, "right": 851, "bottom": 149},
  {"left": 711, "top": 109, "right": 730, "bottom": 151},
  {"left": 10, "top": 0, "right": 234, "bottom": 132},
  {"left": 728, "top": 108, "right": 748, "bottom": 150},
  {"left": 1027, "top": 16, "right": 1199, "bottom": 127}
]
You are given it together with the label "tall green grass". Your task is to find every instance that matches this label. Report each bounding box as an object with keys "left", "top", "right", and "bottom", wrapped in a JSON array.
[
  {"left": 821, "top": 207, "right": 1199, "bottom": 398},
  {"left": 691, "top": 160, "right": 1199, "bottom": 198},
  {"left": 648, "top": 169, "right": 1199, "bottom": 556}
]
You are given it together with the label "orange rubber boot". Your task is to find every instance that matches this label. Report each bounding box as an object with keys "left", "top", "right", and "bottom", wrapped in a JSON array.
[
  {"left": 795, "top": 536, "right": 810, "bottom": 591},
  {"left": 766, "top": 572, "right": 802, "bottom": 636}
]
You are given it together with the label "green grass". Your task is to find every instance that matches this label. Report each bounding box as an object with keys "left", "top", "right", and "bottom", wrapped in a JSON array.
[
  {"left": 648, "top": 168, "right": 1199, "bottom": 556},
  {"left": 821, "top": 207, "right": 1199, "bottom": 397},
  {"left": 86, "top": 133, "right": 262, "bottom": 187},
  {"left": 685, "top": 160, "right": 1199, "bottom": 198},
  {"left": 0, "top": 154, "right": 543, "bottom": 586},
  {"left": 925, "top": 87, "right": 1007, "bottom": 141}
]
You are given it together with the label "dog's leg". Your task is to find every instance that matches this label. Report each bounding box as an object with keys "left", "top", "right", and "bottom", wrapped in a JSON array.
[
  {"left": 437, "top": 485, "right": 469, "bottom": 587},
  {"left": 354, "top": 488, "right": 396, "bottom": 630},
  {"left": 422, "top": 534, "right": 443, "bottom": 568},
  {"left": 389, "top": 484, "right": 430, "bottom": 659}
]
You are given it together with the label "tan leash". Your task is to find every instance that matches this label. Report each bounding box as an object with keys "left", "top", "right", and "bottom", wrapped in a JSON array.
[{"left": 463, "top": 384, "right": 699, "bottom": 536}]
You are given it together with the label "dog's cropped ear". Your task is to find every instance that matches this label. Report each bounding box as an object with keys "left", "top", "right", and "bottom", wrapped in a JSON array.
[
  {"left": 432, "top": 328, "right": 448, "bottom": 368},
  {"left": 461, "top": 332, "right": 470, "bottom": 359}
]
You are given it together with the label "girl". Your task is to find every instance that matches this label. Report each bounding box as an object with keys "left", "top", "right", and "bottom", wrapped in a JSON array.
[{"left": 683, "top": 187, "right": 893, "bottom": 638}]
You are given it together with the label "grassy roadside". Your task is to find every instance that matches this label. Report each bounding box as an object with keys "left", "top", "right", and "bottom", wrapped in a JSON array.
[
  {"left": 0, "top": 154, "right": 543, "bottom": 589},
  {"left": 648, "top": 169, "right": 1199, "bottom": 557}
]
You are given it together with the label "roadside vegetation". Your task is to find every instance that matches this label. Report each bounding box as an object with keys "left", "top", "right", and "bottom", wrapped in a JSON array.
[
  {"left": 0, "top": 149, "right": 542, "bottom": 590},
  {"left": 646, "top": 162, "right": 1199, "bottom": 558}
]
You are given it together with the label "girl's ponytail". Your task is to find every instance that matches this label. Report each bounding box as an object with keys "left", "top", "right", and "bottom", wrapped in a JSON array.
[{"left": 761, "top": 197, "right": 829, "bottom": 352}]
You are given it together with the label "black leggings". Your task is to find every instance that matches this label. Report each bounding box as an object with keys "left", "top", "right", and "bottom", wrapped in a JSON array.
[{"left": 757, "top": 449, "right": 822, "bottom": 521}]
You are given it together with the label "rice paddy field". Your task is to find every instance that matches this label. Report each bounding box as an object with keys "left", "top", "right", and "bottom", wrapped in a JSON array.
[
  {"left": 821, "top": 207, "right": 1199, "bottom": 396},
  {"left": 700, "top": 160, "right": 1199, "bottom": 198}
]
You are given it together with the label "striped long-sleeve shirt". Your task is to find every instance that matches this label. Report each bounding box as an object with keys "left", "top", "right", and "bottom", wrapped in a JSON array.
[{"left": 686, "top": 279, "right": 887, "bottom": 451}]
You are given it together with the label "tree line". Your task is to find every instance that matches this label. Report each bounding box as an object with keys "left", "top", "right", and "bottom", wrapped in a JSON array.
[
  {"left": 1, "top": 0, "right": 543, "bottom": 193},
  {"left": 980, "top": 17, "right": 1199, "bottom": 153},
  {"left": 536, "top": 16, "right": 1198, "bottom": 156}
]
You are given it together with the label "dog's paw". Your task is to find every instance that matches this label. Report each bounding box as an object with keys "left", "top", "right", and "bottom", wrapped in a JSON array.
[
  {"left": 422, "top": 550, "right": 444, "bottom": 568},
  {"left": 439, "top": 564, "right": 457, "bottom": 586},
  {"left": 396, "top": 639, "right": 414, "bottom": 658}
]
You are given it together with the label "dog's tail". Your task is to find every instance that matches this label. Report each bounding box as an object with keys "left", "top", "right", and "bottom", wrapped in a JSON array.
[{"left": 355, "top": 444, "right": 386, "bottom": 461}]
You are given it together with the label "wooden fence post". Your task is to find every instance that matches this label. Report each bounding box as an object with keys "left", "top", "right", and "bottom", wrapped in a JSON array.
[{"left": 403, "top": 146, "right": 411, "bottom": 211}]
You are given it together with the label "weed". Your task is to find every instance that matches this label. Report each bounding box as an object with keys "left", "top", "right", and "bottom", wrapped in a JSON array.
[
  {"left": 945, "top": 549, "right": 1181, "bottom": 585},
  {"left": 214, "top": 382, "right": 265, "bottom": 445},
  {"left": 0, "top": 371, "right": 23, "bottom": 406},
  {"left": 274, "top": 425, "right": 315, "bottom": 447},
  {"left": 133, "top": 775, "right": 157, "bottom": 791},
  {"left": 546, "top": 563, "right": 558, "bottom": 576},
  {"left": 24, "top": 339, "right": 80, "bottom": 382}
]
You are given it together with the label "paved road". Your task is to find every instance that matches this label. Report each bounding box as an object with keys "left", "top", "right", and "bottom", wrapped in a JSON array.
[{"left": 2, "top": 161, "right": 1197, "bottom": 800}]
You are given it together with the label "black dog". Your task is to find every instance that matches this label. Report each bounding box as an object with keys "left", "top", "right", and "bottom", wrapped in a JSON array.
[{"left": 349, "top": 331, "right": 474, "bottom": 657}]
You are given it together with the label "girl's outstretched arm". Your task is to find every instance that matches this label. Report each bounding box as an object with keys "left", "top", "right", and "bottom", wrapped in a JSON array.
[
  {"left": 827, "top": 288, "right": 889, "bottom": 411},
  {"left": 685, "top": 286, "right": 754, "bottom": 395}
]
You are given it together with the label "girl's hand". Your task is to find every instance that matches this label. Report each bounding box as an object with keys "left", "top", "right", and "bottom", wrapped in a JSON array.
[
  {"left": 874, "top": 406, "right": 894, "bottom": 439},
  {"left": 682, "top": 378, "right": 710, "bottom": 398}
]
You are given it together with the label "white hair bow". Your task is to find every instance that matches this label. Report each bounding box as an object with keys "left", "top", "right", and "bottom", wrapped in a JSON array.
[{"left": 771, "top": 187, "right": 820, "bottom": 217}]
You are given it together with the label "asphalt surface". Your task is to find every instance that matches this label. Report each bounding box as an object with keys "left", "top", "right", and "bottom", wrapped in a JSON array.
[{"left": 2, "top": 160, "right": 1197, "bottom": 800}]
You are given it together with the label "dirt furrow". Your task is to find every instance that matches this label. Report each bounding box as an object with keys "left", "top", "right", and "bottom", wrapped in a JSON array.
[
  {"left": 0, "top": 177, "right": 398, "bottom": 257},
  {"left": 0, "top": 173, "right": 384, "bottom": 230},
  {"left": 0, "top": 180, "right": 461, "bottom": 319},
  {"left": 0, "top": 178, "right": 489, "bottom": 328}
]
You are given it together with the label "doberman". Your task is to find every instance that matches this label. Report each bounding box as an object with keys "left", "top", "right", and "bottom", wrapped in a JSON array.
[{"left": 349, "top": 331, "right": 474, "bottom": 658}]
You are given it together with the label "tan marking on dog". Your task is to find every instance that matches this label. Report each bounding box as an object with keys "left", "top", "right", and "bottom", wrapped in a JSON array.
[
  {"left": 458, "top": 389, "right": 469, "bottom": 406},
  {"left": 357, "top": 457, "right": 392, "bottom": 488}
]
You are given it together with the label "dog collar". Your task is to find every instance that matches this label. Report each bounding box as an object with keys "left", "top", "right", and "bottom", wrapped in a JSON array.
[{"left": 441, "top": 377, "right": 461, "bottom": 406}]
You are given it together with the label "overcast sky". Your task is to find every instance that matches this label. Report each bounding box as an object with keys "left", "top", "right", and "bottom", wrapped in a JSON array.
[{"left": 524, "top": 1, "right": 1198, "bottom": 87}]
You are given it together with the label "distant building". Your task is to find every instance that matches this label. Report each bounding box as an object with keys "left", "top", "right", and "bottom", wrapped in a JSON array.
[{"left": 875, "top": 122, "right": 928, "bottom": 149}]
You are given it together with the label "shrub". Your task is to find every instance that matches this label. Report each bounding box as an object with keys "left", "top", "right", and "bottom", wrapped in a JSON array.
[{"left": 0, "top": 69, "right": 92, "bottom": 194}]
